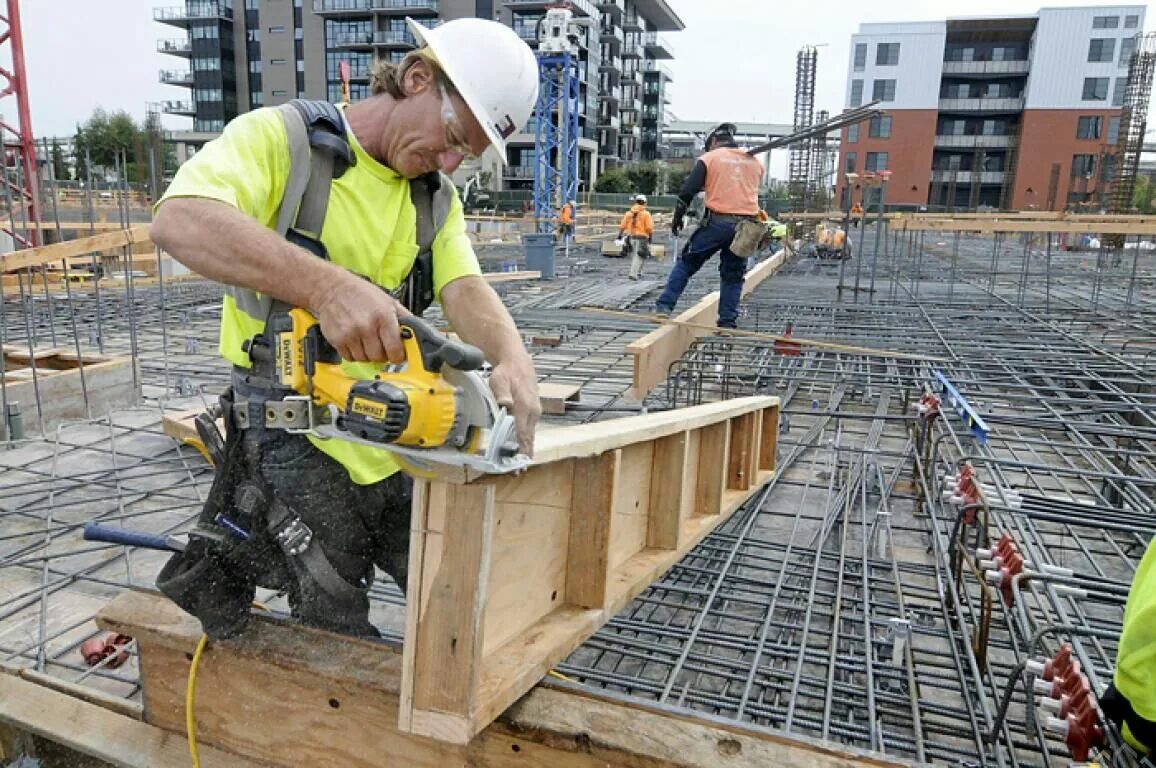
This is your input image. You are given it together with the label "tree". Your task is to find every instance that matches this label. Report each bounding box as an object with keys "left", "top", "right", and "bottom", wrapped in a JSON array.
[
  {"left": 595, "top": 168, "right": 632, "bottom": 194},
  {"left": 1133, "top": 174, "right": 1155, "bottom": 214},
  {"left": 74, "top": 109, "right": 149, "bottom": 183},
  {"left": 664, "top": 167, "right": 690, "bottom": 195},
  {"left": 50, "top": 141, "right": 69, "bottom": 181},
  {"left": 624, "top": 162, "right": 658, "bottom": 195}
]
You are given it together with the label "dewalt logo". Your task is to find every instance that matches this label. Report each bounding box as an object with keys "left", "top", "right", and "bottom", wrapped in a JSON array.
[{"left": 351, "top": 398, "right": 388, "bottom": 421}]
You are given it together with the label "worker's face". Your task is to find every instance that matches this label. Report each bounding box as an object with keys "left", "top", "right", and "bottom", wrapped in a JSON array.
[{"left": 387, "top": 61, "right": 490, "bottom": 178}]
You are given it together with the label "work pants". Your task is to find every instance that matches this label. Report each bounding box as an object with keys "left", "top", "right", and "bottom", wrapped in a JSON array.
[
  {"left": 656, "top": 217, "right": 747, "bottom": 328},
  {"left": 627, "top": 236, "right": 651, "bottom": 278}
]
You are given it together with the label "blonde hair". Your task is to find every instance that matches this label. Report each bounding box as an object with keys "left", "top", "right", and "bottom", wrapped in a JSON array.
[{"left": 369, "top": 49, "right": 445, "bottom": 98}]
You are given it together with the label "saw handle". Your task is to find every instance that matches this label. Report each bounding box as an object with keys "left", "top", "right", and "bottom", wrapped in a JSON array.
[{"left": 400, "top": 315, "right": 484, "bottom": 373}]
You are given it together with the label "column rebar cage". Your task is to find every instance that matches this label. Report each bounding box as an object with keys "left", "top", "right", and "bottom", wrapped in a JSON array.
[
  {"left": 1109, "top": 32, "right": 1156, "bottom": 216},
  {"left": 789, "top": 46, "right": 818, "bottom": 213}
]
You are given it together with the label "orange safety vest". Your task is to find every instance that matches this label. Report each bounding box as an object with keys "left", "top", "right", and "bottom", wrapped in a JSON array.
[
  {"left": 701, "top": 147, "right": 763, "bottom": 216},
  {"left": 559, "top": 203, "right": 573, "bottom": 225},
  {"left": 619, "top": 204, "right": 654, "bottom": 238}
]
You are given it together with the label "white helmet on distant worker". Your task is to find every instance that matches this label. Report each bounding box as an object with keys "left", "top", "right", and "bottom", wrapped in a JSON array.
[
  {"left": 407, "top": 17, "right": 539, "bottom": 162},
  {"left": 635, "top": 194, "right": 647, "bottom": 204}
]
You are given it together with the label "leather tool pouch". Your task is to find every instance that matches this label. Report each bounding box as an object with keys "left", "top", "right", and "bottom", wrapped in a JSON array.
[{"left": 730, "top": 218, "right": 765, "bottom": 259}]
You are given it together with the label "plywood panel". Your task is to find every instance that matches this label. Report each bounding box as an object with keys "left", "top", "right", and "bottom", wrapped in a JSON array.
[
  {"left": 608, "top": 443, "right": 654, "bottom": 572},
  {"left": 482, "top": 463, "right": 574, "bottom": 657}
]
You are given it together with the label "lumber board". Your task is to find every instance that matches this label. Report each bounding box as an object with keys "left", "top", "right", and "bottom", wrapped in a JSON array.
[
  {"left": 91, "top": 590, "right": 902, "bottom": 768},
  {"left": 0, "top": 673, "right": 261, "bottom": 768},
  {"left": 626, "top": 249, "right": 789, "bottom": 399},
  {"left": 0, "top": 355, "right": 137, "bottom": 432},
  {"left": 403, "top": 396, "right": 780, "bottom": 744},
  {"left": 537, "top": 380, "right": 582, "bottom": 415},
  {"left": 893, "top": 218, "right": 1156, "bottom": 234},
  {"left": 481, "top": 270, "right": 540, "bottom": 283},
  {"left": 1, "top": 225, "right": 150, "bottom": 273}
]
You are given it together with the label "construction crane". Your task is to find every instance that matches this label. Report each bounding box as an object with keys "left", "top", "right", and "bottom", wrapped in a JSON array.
[
  {"left": 531, "top": 6, "right": 584, "bottom": 235},
  {"left": 0, "top": 0, "right": 39, "bottom": 247}
]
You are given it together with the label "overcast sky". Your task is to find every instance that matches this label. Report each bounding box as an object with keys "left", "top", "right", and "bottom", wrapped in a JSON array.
[{"left": 12, "top": 0, "right": 1156, "bottom": 160}]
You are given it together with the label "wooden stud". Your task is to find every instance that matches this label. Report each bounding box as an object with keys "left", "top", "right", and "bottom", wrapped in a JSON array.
[
  {"left": 694, "top": 421, "right": 730, "bottom": 517},
  {"left": 727, "top": 413, "right": 756, "bottom": 492},
  {"left": 759, "top": 405, "right": 780, "bottom": 473},
  {"left": 566, "top": 452, "right": 617, "bottom": 609},
  {"left": 647, "top": 431, "right": 691, "bottom": 549}
]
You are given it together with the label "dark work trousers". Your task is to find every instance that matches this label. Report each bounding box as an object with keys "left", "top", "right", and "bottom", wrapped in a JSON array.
[
  {"left": 655, "top": 217, "right": 748, "bottom": 328},
  {"left": 256, "top": 429, "right": 412, "bottom": 635}
]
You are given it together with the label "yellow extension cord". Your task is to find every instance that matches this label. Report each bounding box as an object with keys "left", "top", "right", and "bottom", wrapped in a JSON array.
[{"left": 186, "top": 633, "right": 209, "bottom": 768}]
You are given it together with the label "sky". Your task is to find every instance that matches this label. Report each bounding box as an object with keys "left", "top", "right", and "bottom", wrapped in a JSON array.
[{"left": 10, "top": 0, "right": 1156, "bottom": 165}]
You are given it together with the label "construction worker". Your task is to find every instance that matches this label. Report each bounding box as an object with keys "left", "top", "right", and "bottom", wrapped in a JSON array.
[
  {"left": 149, "top": 18, "right": 542, "bottom": 640},
  {"left": 850, "top": 201, "right": 863, "bottom": 228},
  {"left": 558, "top": 200, "right": 575, "bottom": 240},
  {"left": 655, "top": 122, "right": 765, "bottom": 328},
  {"left": 1102, "top": 535, "right": 1156, "bottom": 756},
  {"left": 619, "top": 194, "right": 654, "bottom": 280}
]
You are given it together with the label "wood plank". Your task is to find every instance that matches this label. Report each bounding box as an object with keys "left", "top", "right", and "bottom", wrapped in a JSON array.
[
  {"left": 727, "top": 413, "right": 756, "bottom": 492},
  {"left": 538, "top": 380, "right": 582, "bottom": 415},
  {"left": 482, "top": 270, "right": 540, "bottom": 283},
  {"left": 647, "top": 431, "right": 690, "bottom": 549},
  {"left": 608, "top": 443, "right": 654, "bottom": 571},
  {"left": 760, "top": 405, "right": 780, "bottom": 472},
  {"left": 1, "top": 226, "right": 150, "bottom": 273},
  {"left": 626, "top": 250, "right": 788, "bottom": 399},
  {"left": 695, "top": 421, "right": 730, "bottom": 517},
  {"left": 410, "top": 483, "right": 495, "bottom": 715},
  {"left": 566, "top": 453, "right": 617, "bottom": 609},
  {"left": 0, "top": 673, "right": 261, "bottom": 768},
  {"left": 894, "top": 218, "right": 1156, "bottom": 234}
]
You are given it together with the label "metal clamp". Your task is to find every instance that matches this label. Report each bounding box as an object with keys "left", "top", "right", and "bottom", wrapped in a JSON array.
[
  {"left": 273, "top": 516, "right": 313, "bottom": 557},
  {"left": 233, "top": 396, "right": 314, "bottom": 431}
]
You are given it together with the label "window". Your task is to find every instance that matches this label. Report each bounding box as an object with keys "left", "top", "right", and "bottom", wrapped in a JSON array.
[
  {"left": 295, "top": 27, "right": 304, "bottom": 40},
  {"left": 1125, "top": 14, "right": 1139, "bottom": 28},
  {"left": 868, "top": 115, "right": 892, "bottom": 138},
  {"left": 1108, "top": 115, "right": 1121, "bottom": 144},
  {"left": 865, "top": 151, "right": 888, "bottom": 172},
  {"left": 876, "top": 42, "right": 900, "bottom": 66},
  {"left": 1113, "top": 77, "right": 1127, "bottom": 106},
  {"left": 194, "top": 119, "right": 224, "bottom": 132},
  {"left": 268, "top": 25, "right": 285, "bottom": 33},
  {"left": 191, "top": 25, "right": 219, "bottom": 39},
  {"left": 249, "top": 60, "right": 261, "bottom": 73},
  {"left": 1076, "top": 116, "right": 1102, "bottom": 139},
  {"left": 272, "top": 89, "right": 288, "bottom": 97},
  {"left": 872, "top": 79, "right": 896, "bottom": 101},
  {"left": 296, "top": 59, "right": 305, "bottom": 72},
  {"left": 1071, "top": 154, "right": 1096, "bottom": 177},
  {"left": 271, "top": 58, "right": 288, "bottom": 65},
  {"left": 1121, "top": 37, "right": 1137, "bottom": 68},
  {"left": 247, "top": 29, "right": 260, "bottom": 42},
  {"left": 1088, "top": 38, "right": 1115, "bottom": 62},
  {"left": 194, "top": 88, "right": 223, "bottom": 102},
  {"left": 245, "top": 0, "right": 257, "bottom": 8},
  {"left": 1082, "top": 77, "right": 1109, "bottom": 100},
  {"left": 853, "top": 43, "right": 867, "bottom": 71},
  {"left": 847, "top": 124, "right": 859, "bottom": 143},
  {"left": 1092, "top": 16, "right": 1119, "bottom": 29},
  {"left": 192, "top": 57, "right": 220, "bottom": 71},
  {"left": 850, "top": 79, "right": 863, "bottom": 107},
  {"left": 844, "top": 152, "right": 857, "bottom": 173},
  {"left": 251, "top": 91, "right": 263, "bottom": 107}
]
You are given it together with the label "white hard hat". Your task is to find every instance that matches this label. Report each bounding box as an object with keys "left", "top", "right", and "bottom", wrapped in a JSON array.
[
  {"left": 635, "top": 194, "right": 647, "bottom": 204},
  {"left": 407, "top": 17, "right": 539, "bottom": 161}
]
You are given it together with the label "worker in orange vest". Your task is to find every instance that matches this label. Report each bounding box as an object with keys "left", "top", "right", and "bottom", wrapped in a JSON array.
[
  {"left": 557, "top": 200, "right": 575, "bottom": 240},
  {"left": 850, "top": 201, "right": 863, "bottom": 228},
  {"left": 655, "top": 122, "right": 765, "bottom": 328},
  {"left": 618, "top": 194, "right": 654, "bottom": 280}
]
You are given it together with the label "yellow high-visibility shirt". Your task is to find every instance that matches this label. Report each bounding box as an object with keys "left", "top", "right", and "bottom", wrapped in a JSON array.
[
  {"left": 1117, "top": 536, "right": 1156, "bottom": 750},
  {"left": 157, "top": 106, "right": 482, "bottom": 485}
]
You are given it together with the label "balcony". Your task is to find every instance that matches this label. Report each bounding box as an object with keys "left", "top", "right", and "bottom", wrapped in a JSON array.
[
  {"left": 505, "top": 0, "right": 597, "bottom": 17},
  {"left": 930, "top": 170, "right": 1007, "bottom": 184},
  {"left": 332, "top": 31, "right": 375, "bottom": 48},
  {"left": 504, "top": 165, "right": 535, "bottom": 179},
  {"left": 598, "top": 0, "right": 624, "bottom": 20},
  {"left": 373, "top": 0, "right": 438, "bottom": 13},
  {"left": 622, "top": 41, "right": 641, "bottom": 59},
  {"left": 160, "top": 100, "right": 196, "bottom": 116},
  {"left": 313, "top": 0, "right": 373, "bottom": 13},
  {"left": 643, "top": 32, "right": 675, "bottom": 59},
  {"left": 158, "top": 68, "right": 194, "bottom": 86},
  {"left": 623, "top": 12, "right": 641, "bottom": 30},
  {"left": 600, "top": 24, "right": 624, "bottom": 46},
  {"left": 938, "top": 97, "right": 1025, "bottom": 112},
  {"left": 641, "top": 60, "right": 673, "bottom": 80},
  {"left": 154, "top": 3, "right": 232, "bottom": 26},
  {"left": 598, "top": 114, "right": 621, "bottom": 129},
  {"left": 373, "top": 29, "right": 417, "bottom": 48},
  {"left": 157, "top": 38, "right": 192, "bottom": 57},
  {"left": 934, "top": 134, "right": 1014, "bottom": 149},
  {"left": 941, "top": 60, "right": 1030, "bottom": 76},
  {"left": 601, "top": 85, "right": 621, "bottom": 103}
]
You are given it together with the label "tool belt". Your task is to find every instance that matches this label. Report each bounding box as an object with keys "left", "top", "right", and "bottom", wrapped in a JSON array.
[
  {"left": 1102, "top": 681, "right": 1156, "bottom": 754},
  {"left": 705, "top": 210, "right": 764, "bottom": 259},
  {"left": 156, "top": 346, "right": 376, "bottom": 640}
]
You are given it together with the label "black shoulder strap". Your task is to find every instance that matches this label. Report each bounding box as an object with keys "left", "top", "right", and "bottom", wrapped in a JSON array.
[
  {"left": 282, "top": 100, "right": 355, "bottom": 239},
  {"left": 397, "top": 172, "right": 440, "bottom": 317}
]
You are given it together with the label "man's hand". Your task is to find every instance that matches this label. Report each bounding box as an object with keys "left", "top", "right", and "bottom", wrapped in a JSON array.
[
  {"left": 312, "top": 273, "right": 409, "bottom": 364},
  {"left": 671, "top": 214, "right": 684, "bottom": 236},
  {"left": 486, "top": 352, "right": 540, "bottom": 457}
]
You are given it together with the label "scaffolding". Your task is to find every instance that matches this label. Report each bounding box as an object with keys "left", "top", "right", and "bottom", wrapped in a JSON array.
[{"left": 789, "top": 46, "right": 818, "bottom": 213}]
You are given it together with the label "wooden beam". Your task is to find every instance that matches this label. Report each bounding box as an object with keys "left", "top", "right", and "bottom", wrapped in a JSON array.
[
  {"left": 481, "top": 270, "right": 540, "bottom": 283},
  {"left": 626, "top": 250, "right": 789, "bottom": 399},
  {"left": 893, "top": 218, "right": 1156, "bottom": 234},
  {"left": 537, "top": 380, "right": 582, "bottom": 415},
  {"left": 89, "top": 589, "right": 901, "bottom": 768},
  {"left": 1, "top": 225, "right": 151, "bottom": 273},
  {"left": 402, "top": 396, "right": 780, "bottom": 743}
]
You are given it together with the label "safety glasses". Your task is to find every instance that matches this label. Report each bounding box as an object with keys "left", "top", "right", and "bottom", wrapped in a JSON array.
[{"left": 439, "top": 81, "right": 477, "bottom": 160}]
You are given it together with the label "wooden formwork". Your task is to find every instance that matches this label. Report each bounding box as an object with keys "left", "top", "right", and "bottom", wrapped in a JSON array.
[{"left": 1, "top": 348, "right": 137, "bottom": 434}]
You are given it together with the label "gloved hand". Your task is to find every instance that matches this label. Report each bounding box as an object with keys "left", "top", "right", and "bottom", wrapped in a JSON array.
[
  {"left": 617, "top": 230, "right": 626, "bottom": 240},
  {"left": 671, "top": 214, "right": 684, "bottom": 236}
]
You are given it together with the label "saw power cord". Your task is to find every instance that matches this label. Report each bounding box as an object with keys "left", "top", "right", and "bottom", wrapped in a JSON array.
[{"left": 186, "top": 633, "right": 209, "bottom": 768}]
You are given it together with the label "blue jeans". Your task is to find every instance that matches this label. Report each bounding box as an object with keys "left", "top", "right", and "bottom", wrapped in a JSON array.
[{"left": 656, "top": 218, "right": 748, "bottom": 328}]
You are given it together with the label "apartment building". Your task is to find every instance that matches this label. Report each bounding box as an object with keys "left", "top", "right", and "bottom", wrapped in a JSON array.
[
  {"left": 835, "top": 6, "right": 1146, "bottom": 211},
  {"left": 154, "top": 0, "right": 683, "bottom": 190}
]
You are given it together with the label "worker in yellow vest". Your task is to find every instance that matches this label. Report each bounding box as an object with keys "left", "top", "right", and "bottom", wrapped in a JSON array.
[{"left": 1102, "top": 535, "right": 1156, "bottom": 755}]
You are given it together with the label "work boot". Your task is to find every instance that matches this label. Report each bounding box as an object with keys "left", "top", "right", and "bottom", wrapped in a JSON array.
[{"left": 654, "top": 304, "right": 672, "bottom": 318}]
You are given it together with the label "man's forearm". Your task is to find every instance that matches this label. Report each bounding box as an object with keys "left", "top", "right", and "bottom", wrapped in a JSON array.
[
  {"left": 151, "top": 197, "right": 350, "bottom": 313},
  {"left": 441, "top": 276, "right": 527, "bottom": 365}
]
